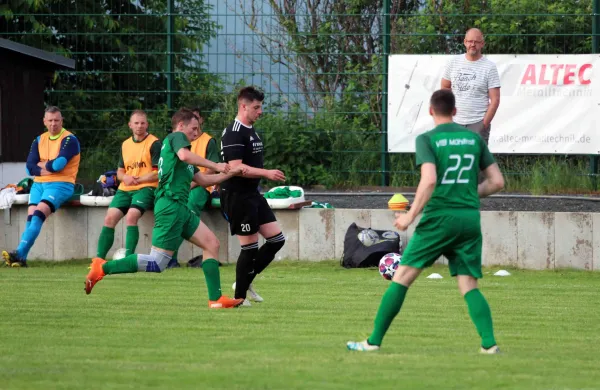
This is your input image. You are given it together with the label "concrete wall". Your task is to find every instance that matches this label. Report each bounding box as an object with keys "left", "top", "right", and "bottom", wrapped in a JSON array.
[{"left": 0, "top": 205, "right": 596, "bottom": 270}]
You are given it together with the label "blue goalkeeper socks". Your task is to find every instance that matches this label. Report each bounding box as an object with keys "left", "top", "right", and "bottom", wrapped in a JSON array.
[{"left": 17, "top": 211, "right": 46, "bottom": 260}]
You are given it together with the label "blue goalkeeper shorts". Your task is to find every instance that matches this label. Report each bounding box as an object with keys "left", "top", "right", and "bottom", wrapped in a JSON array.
[{"left": 29, "top": 182, "right": 75, "bottom": 212}]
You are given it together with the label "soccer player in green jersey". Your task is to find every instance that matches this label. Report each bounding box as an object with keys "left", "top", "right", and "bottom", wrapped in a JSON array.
[
  {"left": 347, "top": 89, "right": 505, "bottom": 353},
  {"left": 85, "top": 108, "right": 246, "bottom": 309}
]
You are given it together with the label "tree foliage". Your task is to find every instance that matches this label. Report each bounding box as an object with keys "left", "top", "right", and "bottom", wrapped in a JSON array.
[
  {"left": 0, "top": 0, "right": 223, "bottom": 182},
  {"left": 394, "top": 0, "right": 592, "bottom": 55}
]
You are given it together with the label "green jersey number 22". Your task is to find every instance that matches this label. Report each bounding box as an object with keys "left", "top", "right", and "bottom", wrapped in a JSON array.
[{"left": 441, "top": 154, "right": 474, "bottom": 184}]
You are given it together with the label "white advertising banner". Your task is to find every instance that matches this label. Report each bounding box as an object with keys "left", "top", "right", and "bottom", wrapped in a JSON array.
[{"left": 388, "top": 54, "right": 600, "bottom": 154}]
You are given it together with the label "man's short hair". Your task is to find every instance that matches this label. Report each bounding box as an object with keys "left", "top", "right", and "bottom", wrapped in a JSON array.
[
  {"left": 237, "top": 86, "right": 265, "bottom": 103},
  {"left": 130, "top": 109, "right": 147, "bottom": 119},
  {"left": 171, "top": 108, "right": 197, "bottom": 130},
  {"left": 430, "top": 89, "right": 455, "bottom": 116},
  {"left": 189, "top": 107, "right": 203, "bottom": 119},
  {"left": 44, "top": 106, "right": 61, "bottom": 115}
]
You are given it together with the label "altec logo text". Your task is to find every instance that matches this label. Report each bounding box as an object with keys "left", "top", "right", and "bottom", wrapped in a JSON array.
[{"left": 520, "top": 64, "right": 592, "bottom": 85}]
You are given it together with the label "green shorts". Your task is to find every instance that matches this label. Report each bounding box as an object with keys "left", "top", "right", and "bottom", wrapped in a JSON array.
[
  {"left": 109, "top": 187, "right": 155, "bottom": 214},
  {"left": 151, "top": 197, "right": 200, "bottom": 251},
  {"left": 187, "top": 186, "right": 211, "bottom": 218},
  {"left": 401, "top": 209, "right": 483, "bottom": 278}
]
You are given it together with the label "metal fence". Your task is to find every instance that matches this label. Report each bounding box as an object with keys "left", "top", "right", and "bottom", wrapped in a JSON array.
[{"left": 1, "top": 0, "right": 597, "bottom": 192}]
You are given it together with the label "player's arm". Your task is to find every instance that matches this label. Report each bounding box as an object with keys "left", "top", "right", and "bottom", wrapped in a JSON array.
[
  {"left": 43, "top": 135, "right": 80, "bottom": 173},
  {"left": 117, "top": 168, "right": 127, "bottom": 181},
  {"left": 170, "top": 132, "right": 228, "bottom": 172},
  {"left": 192, "top": 165, "right": 246, "bottom": 187},
  {"left": 395, "top": 135, "right": 435, "bottom": 231},
  {"left": 228, "top": 160, "right": 285, "bottom": 181},
  {"left": 483, "top": 66, "right": 501, "bottom": 127},
  {"left": 440, "top": 59, "right": 453, "bottom": 89},
  {"left": 478, "top": 164, "right": 504, "bottom": 197},
  {"left": 478, "top": 140, "right": 504, "bottom": 197},
  {"left": 483, "top": 87, "right": 500, "bottom": 127},
  {"left": 26, "top": 137, "right": 49, "bottom": 176},
  {"left": 116, "top": 168, "right": 127, "bottom": 182},
  {"left": 405, "top": 162, "right": 437, "bottom": 222},
  {"left": 136, "top": 139, "right": 161, "bottom": 184},
  {"left": 176, "top": 148, "right": 229, "bottom": 173},
  {"left": 116, "top": 146, "right": 138, "bottom": 186},
  {"left": 136, "top": 171, "right": 158, "bottom": 184}
]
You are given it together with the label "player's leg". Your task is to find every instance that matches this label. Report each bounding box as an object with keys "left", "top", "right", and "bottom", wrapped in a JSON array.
[
  {"left": 85, "top": 198, "right": 178, "bottom": 294},
  {"left": 4, "top": 182, "right": 74, "bottom": 267},
  {"left": 170, "top": 187, "right": 209, "bottom": 268},
  {"left": 448, "top": 212, "right": 499, "bottom": 353},
  {"left": 255, "top": 222, "right": 284, "bottom": 276},
  {"left": 3, "top": 183, "right": 42, "bottom": 266},
  {"left": 184, "top": 214, "right": 243, "bottom": 308},
  {"left": 231, "top": 233, "right": 260, "bottom": 305},
  {"left": 347, "top": 213, "right": 447, "bottom": 351},
  {"left": 238, "top": 218, "right": 285, "bottom": 303},
  {"left": 124, "top": 188, "right": 154, "bottom": 256},
  {"left": 251, "top": 196, "right": 285, "bottom": 281},
  {"left": 97, "top": 189, "right": 131, "bottom": 258},
  {"left": 221, "top": 191, "right": 260, "bottom": 301},
  {"left": 233, "top": 195, "right": 284, "bottom": 302},
  {"left": 124, "top": 207, "right": 142, "bottom": 256}
]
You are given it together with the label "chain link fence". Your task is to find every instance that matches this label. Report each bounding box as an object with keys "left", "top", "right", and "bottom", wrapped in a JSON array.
[{"left": 1, "top": 0, "right": 597, "bottom": 192}]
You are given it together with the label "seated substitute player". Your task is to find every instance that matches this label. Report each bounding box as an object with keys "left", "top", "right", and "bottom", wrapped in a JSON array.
[
  {"left": 220, "top": 86, "right": 286, "bottom": 306},
  {"left": 96, "top": 110, "right": 162, "bottom": 259},
  {"left": 85, "top": 108, "right": 245, "bottom": 309},
  {"left": 347, "top": 89, "right": 505, "bottom": 354},
  {"left": 168, "top": 107, "right": 220, "bottom": 268},
  {"left": 3, "top": 106, "right": 80, "bottom": 267}
]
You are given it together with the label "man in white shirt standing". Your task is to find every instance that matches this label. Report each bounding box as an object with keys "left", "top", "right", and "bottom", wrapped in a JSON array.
[{"left": 441, "top": 28, "right": 501, "bottom": 145}]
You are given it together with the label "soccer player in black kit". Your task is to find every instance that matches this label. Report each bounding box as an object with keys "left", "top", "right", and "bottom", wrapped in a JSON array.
[{"left": 220, "top": 86, "right": 286, "bottom": 306}]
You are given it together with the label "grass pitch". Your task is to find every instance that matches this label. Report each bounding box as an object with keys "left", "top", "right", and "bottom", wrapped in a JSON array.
[{"left": 1, "top": 261, "right": 598, "bottom": 389}]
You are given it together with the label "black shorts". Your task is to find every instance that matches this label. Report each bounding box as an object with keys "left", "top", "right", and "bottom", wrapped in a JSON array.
[{"left": 220, "top": 189, "right": 277, "bottom": 236}]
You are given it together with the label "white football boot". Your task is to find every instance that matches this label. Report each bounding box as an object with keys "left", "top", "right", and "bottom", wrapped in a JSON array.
[
  {"left": 480, "top": 345, "right": 501, "bottom": 354},
  {"left": 346, "top": 340, "right": 380, "bottom": 352},
  {"left": 232, "top": 282, "right": 264, "bottom": 302}
]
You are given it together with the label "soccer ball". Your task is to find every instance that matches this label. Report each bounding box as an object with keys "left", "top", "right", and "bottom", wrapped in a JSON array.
[
  {"left": 357, "top": 229, "right": 379, "bottom": 247},
  {"left": 381, "top": 230, "right": 400, "bottom": 240},
  {"left": 381, "top": 230, "right": 403, "bottom": 251},
  {"left": 378, "top": 253, "right": 402, "bottom": 280},
  {"left": 112, "top": 248, "right": 127, "bottom": 260}
]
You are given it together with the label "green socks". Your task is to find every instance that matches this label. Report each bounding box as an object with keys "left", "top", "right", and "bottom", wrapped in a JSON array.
[
  {"left": 97, "top": 225, "right": 139, "bottom": 259},
  {"left": 365, "top": 285, "right": 496, "bottom": 348},
  {"left": 125, "top": 226, "right": 139, "bottom": 256},
  {"left": 368, "top": 282, "right": 408, "bottom": 346},
  {"left": 202, "top": 258, "right": 222, "bottom": 301},
  {"left": 96, "top": 226, "right": 115, "bottom": 259},
  {"left": 464, "top": 288, "right": 497, "bottom": 349},
  {"left": 102, "top": 254, "right": 139, "bottom": 275}
]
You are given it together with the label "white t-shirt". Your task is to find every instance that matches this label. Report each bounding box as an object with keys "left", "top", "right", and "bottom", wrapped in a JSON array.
[{"left": 442, "top": 55, "right": 501, "bottom": 125}]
